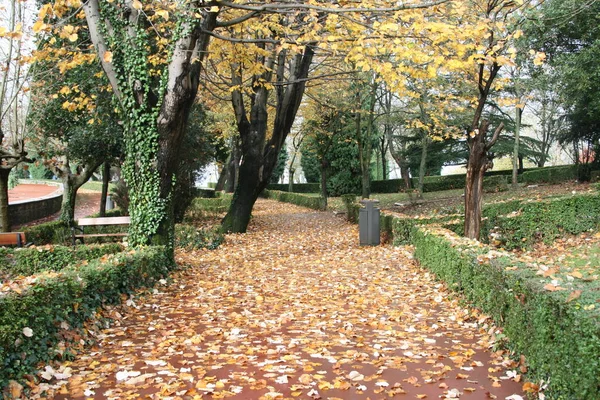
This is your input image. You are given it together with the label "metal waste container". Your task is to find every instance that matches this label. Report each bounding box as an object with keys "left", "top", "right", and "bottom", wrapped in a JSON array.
[
  {"left": 359, "top": 199, "right": 380, "bottom": 246},
  {"left": 106, "top": 195, "right": 114, "bottom": 210}
]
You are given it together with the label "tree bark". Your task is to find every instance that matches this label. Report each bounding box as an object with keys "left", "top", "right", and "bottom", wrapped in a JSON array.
[
  {"left": 215, "top": 163, "right": 228, "bottom": 192},
  {"left": 417, "top": 134, "right": 429, "bottom": 199},
  {"left": 56, "top": 160, "right": 103, "bottom": 226},
  {"left": 512, "top": 107, "right": 522, "bottom": 189},
  {"left": 99, "top": 161, "right": 110, "bottom": 216},
  {"left": 0, "top": 169, "right": 10, "bottom": 232},
  {"left": 225, "top": 136, "right": 241, "bottom": 193},
  {"left": 222, "top": 44, "right": 315, "bottom": 233},
  {"left": 320, "top": 160, "right": 328, "bottom": 209}
]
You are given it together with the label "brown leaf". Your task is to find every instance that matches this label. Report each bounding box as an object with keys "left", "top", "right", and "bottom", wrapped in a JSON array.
[{"left": 566, "top": 290, "right": 582, "bottom": 303}]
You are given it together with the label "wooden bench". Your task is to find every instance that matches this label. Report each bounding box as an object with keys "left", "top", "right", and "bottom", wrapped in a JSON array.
[
  {"left": 72, "top": 216, "right": 131, "bottom": 245},
  {"left": 0, "top": 232, "right": 28, "bottom": 247}
]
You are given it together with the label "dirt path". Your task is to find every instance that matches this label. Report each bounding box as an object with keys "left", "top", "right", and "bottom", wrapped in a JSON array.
[{"left": 32, "top": 200, "right": 526, "bottom": 399}]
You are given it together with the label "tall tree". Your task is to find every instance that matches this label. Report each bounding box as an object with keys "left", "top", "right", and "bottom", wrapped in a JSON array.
[{"left": 0, "top": 0, "right": 34, "bottom": 232}]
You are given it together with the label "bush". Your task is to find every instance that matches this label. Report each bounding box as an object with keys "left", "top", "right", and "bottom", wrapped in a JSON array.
[
  {"left": 267, "top": 183, "right": 320, "bottom": 193},
  {"left": 23, "top": 221, "right": 70, "bottom": 246},
  {"left": 0, "top": 243, "right": 123, "bottom": 279},
  {"left": 0, "top": 246, "right": 172, "bottom": 387},
  {"left": 481, "top": 193, "right": 600, "bottom": 249},
  {"left": 184, "top": 197, "right": 231, "bottom": 222},
  {"left": 262, "top": 190, "right": 325, "bottom": 210},
  {"left": 483, "top": 175, "right": 508, "bottom": 193},
  {"left": 411, "top": 226, "right": 600, "bottom": 400},
  {"left": 175, "top": 224, "right": 224, "bottom": 250},
  {"left": 520, "top": 165, "right": 578, "bottom": 185}
]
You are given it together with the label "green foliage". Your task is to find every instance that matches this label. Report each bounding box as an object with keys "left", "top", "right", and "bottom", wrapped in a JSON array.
[
  {"left": 262, "top": 190, "right": 325, "bottom": 211},
  {"left": 482, "top": 193, "right": 600, "bottom": 249},
  {"left": 270, "top": 145, "right": 288, "bottom": 184},
  {"left": 175, "top": 224, "right": 223, "bottom": 250},
  {"left": 520, "top": 165, "right": 578, "bottom": 184},
  {"left": 482, "top": 175, "right": 508, "bottom": 193},
  {"left": 8, "top": 170, "right": 18, "bottom": 189},
  {"left": 410, "top": 226, "right": 600, "bottom": 399},
  {"left": 0, "top": 243, "right": 123, "bottom": 278},
  {"left": 300, "top": 146, "right": 320, "bottom": 183},
  {"left": 110, "top": 179, "right": 130, "bottom": 212},
  {"left": 184, "top": 197, "right": 232, "bottom": 222},
  {"left": 0, "top": 246, "right": 172, "bottom": 387},
  {"left": 267, "top": 183, "right": 320, "bottom": 193},
  {"left": 23, "top": 221, "right": 71, "bottom": 246}
]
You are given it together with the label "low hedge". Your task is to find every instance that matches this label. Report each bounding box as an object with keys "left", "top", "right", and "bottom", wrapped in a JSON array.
[
  {"left": 481, "top": 193, "right": 600, "bottom": 249},
  {"left": 267, "top": 183, "right": 320, "bottom": 193},
  {"left": 175, "top": 224, "right": 224, "bottom": 250},
  {"left": 520, "top": 164, "right": 579, "bottom": 185},
  {"left": 262, "top": 190, "right": 325, "bottom": 211},
  {"left": 0, "top": 246, "right": 172, "bottom": 387},
  {"left": 23, "top": 209, "right": 126, "bottom": 246},
  {"left": 184, "top": 197, "right": 232, "bottom": 222},
  {"left": 0, "top": 243, "right": 123, "bottom": 279},
  {"left": 410, "top": 226, "right": 600, "bottom": 399}
]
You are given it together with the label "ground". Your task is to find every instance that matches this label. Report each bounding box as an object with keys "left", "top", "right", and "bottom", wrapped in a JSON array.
[{"left": 30, "top": 200, "right": 526, "bottom": 400}]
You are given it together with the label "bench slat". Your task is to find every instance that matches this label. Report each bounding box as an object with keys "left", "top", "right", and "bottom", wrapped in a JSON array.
[
  {"left": 77, "top": 216, "right": 131, "bottom": 226},
  {"left": 74, "top": 233, "right": 128, "bottom": 238},
  {"left": 0, "top": 232, "right": 26, "bottom": 247}
]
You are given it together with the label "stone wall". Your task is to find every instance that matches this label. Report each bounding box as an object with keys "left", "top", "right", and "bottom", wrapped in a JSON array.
[{"left": 9, "top": 182, "right": 63, "bottom": 227}]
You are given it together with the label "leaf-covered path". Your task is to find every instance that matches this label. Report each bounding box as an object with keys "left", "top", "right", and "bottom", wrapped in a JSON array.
[{"left": 37, "top": 200, "right": 525, "bottom": 399}]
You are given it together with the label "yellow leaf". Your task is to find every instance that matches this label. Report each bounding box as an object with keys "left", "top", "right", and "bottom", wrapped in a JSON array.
[
  {"left": 155, "top": 10, "right": 169, "bottom": 20},
  {"left": 68, "top": 33, "right": 78, "bottom": 42},
  {"left": 132, "top": 0, "right": 142, "bottom": 10},
  {"left": 103, "top": 51, "right": 113, "bottom": 63},
  {"left": 210, "top": 6, "right": 219, "bottom": 12}
]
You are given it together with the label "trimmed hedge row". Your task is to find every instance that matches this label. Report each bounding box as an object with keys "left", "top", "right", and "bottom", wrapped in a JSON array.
[
  {"left": 267, "top": 183, "right": 320, "bottom": 193},
  {"left": 23, "top": 209, "right": 126, "bottom": 246},
  {"left": 520, "top": 164, "right": 579, "bottom": 185},
  {"left": 0, "top": 243, "right": 123, "bottom": 279},
  {"left": 184, "top": 197, "right": 232, "bottom": 222},
  {"left": 481, "top": 193, "right": 600, "bottom": 249},
  {"left": 0, "top": 246, "right": 172, "bottom": 387},
  {"left": 409, "top": 226, "right": 600, "bottom": 399},
  {"left": 262, "top": 190, "right": 325, "bottom": 210}
]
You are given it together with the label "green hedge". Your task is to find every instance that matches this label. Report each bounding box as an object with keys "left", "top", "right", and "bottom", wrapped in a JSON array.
[
  {"left": 262, "top": 190, "right": 325, "bottom": 210},
  {"left": 0, "top": 246, "right": 172, "bottom": 387},
  {"left": 184, "top": 197, "right": 232, "bottom": 222},
  {"left": 266, "top": 183, "right": 320, "bottom": 193},
  {"left": 175, "top": 224, "right": 224, "bottom": 250},
  {"left": 23, "top": 209, "right": 126, "bottom": 246},
  {"left": 0, "top": 243, "right": 123, "bottom": 279},
  {"left": 481, "top": 193, "right": 600, "bottom": 249},
  {"left": 520, "top": 165, "right": 579, "bottom": 185},
  {"left": 410, "top": 226, "right": 600, "bottom": 399}
]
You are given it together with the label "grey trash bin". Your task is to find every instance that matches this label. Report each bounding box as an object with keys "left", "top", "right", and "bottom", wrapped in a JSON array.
[
  {"left": 359, "top": 199, "right": 380, "bottom": 246},
  {"left": 106, "top": 195, "right": 114, "bottom": 210}
]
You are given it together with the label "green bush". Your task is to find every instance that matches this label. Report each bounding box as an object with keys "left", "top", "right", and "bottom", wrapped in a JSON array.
[
  {"left": 483, "top": 175, "right": 509, "bottom": 192},
  {"left": 0, "top": 243, "right": 123, "bottom": 279},
  {"left": 481, "top": 193, "right": 600, "bottom": 249},
  {"left": 520, "top": 164, "right": 578, "bottom": 185},
  {"left": 411, "top": 226, "right": 600, "bottom": 399},
  {"left": 267, "top": 183, "right": 320, "bottom": 193},
  {"left": 0, "top": 246, "right": 172, "bottom": 387},
  {"left": 23, "top": 221, "right": 70, "bottom": 246},
  {"left": 175, "top": 224, "right": 224, "bottom": 250},
  {"left": 184, "top": 197, "right": 231, "bottom": 222},
  {"left": 262, "top": 190, "right": 325, "bottom": 210}
]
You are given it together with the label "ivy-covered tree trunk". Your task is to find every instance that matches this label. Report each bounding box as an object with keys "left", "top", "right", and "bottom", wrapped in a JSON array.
[
  {"left": 0, "top": 169, "right": 10, "bottom": 232},
  {"left": 99, "top": 161, "right": 110, "bottom": 217}
]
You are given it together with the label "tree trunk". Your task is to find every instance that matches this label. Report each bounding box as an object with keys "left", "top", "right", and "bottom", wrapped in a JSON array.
[
  {"left": 519, "top": 155, "right": 524, "bottom": 172},
  {"left": 0, "top": 169, "right": 10, "bottom": 232},
  {"left": 226, "top": 137, "right": 241, "bottom": 193},
  {"left": 320, "top": 160, "right": 328, "bottom": 209},
  {"left": 288, "top": 169, "right": 295, "bottom": 192},
  {"left": 417, "top": 134, "right": 429, "bottom": 199},
  {"left": 99, "top": 161, "right": 110, "bottom": 216},
  {"left": 221, "top": 151, "right": 264, "bottom": 233},
  {"left": 512, "top": 107, "right": 522, "bottom": 189},
  {"left": 215, "top": 163, "right": 228, "bottom": 192},
  {"left": 60, "top": 176, "right": 78, "bottom": 226}
]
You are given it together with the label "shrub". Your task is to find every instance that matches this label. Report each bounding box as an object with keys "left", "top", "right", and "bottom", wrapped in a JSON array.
[
  {"left": 520, "top": 165, "right": 578, "bottom": 185},
  {"left": 267, "top": 183, "right": 320, "bottom": 193},
  {"left": 0, "top": 246, "right": 172, "bottom": 387},
  {"left": 184, "top": 197, "right": 231, "bottom": 222},
  {"left": 411, "top": 226, "right": 600, "bottom": 400},
  {"left": 23, "top": 221, "right": 70, "bottom": 246},
  {"left": 481, "top": 193, "right": 600, "bottom": 249},
  {"left": 175, "top": 224, "right": 224, "bottom": 250},
  {"left": 262, "top": 190, "right": 325, "bottom": 210},
  {"left": 483, "top": 175, "right": 508, "bottom": 192},
  {"left": 0, "top": 243, "right": 123, "bottom": 279}
]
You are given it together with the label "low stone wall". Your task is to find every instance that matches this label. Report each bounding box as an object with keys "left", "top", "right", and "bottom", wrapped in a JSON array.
[{"left": 9, "top": 182, "right": 63, "bottom": 227}]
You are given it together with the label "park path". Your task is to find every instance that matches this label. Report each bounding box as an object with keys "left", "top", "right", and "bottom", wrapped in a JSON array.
[{"left": 31, "top": 200, "right": 526, "bottom": 399}]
